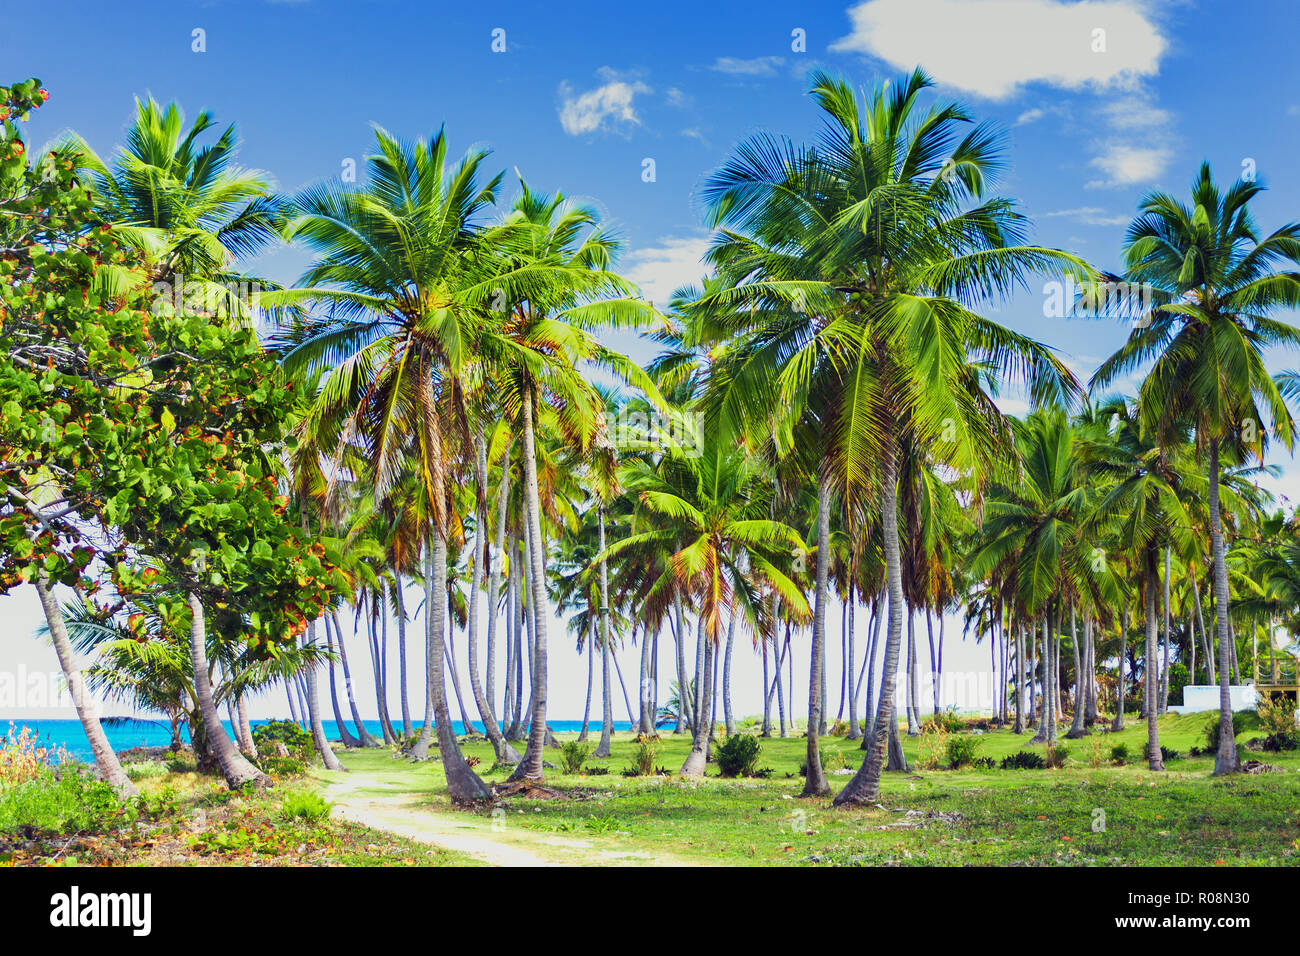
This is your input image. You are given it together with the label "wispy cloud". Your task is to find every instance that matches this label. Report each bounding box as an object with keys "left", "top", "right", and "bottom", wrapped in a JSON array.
[
  {"left": 557, "top": 68, "right": 651, "bottom": 136},
  {"left": 833, "top": 0, "right": 1166, "bottom": 99},
  {"left": 710, "top": 56, "right": 785, "bottom": 76},
  {"left": 1042, "top": 206, "right": 1130, "bottom": 226}
]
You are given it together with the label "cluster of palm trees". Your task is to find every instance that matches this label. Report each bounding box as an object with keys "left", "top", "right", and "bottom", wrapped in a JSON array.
[{"left": 55, "top": 66, "right": 1300, "bottom": 803}]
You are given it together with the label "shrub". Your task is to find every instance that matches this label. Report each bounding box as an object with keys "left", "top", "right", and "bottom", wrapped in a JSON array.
[
  {"left": 1000, "top": 751, "right": 1046, "bottom": 770},
  {"left": 125, "top": 760, "right": 168, "bottom": 782},
  {"left": 921, "top": 709, "right": 965, "bottom": 734},
  {"left": 0, "top": 767, "right": 122, "bottom": 834},
  {"left": 627, "top": 734, "right": 661, "bottom": 777},
  {"left": 252, "top": 720, "right": 313, "bottom": 757},
  {"left": 828, "top": 719, "right": 849, "bottom": 738},
  {"left": 257, "top": 755, "right": 307, "bottom": 778},
  {"left": 714, "top": 734, "right": 762, "bottom": 778},
  {"left": 1256, "top": 694, "right": 1299, "bottom": 751},
  {"left": 582, "top": 765, "right": 610, "bottom": 776},
  {"left": 799, "top": 747, "right": 851, "bottom": 776},
  {"left": 1203, "top": 711, "right": 1249, "bottom": 751},
  {"left": 945, "top": 735, "right": 981, "bottom": 769},
  {"left": 1046, "top": 744, "right": 1069, "bottom": 768},
  {"left": 970, "top": 756, "right": 996, "bottom": 770},
  {"left": 917, "top": 721, "right": 951, "bottom": 770},
  {"left": 559, "top": 740, "right": 591, "bottom": 775},
  {"left": 1110, "top": 743, "right": 1130, "bottom": 765},
  {"left": 280, "top": 791, "right": 332, "bottom": 822}
]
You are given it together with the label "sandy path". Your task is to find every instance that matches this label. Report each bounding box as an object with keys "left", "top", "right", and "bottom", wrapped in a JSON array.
[{"left": 321, "top": 774, "right": 692, "bottom": 867}]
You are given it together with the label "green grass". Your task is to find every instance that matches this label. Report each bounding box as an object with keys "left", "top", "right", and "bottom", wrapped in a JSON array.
[{"left": 323, "top": 713, "right": 1300, "bottom": 866}]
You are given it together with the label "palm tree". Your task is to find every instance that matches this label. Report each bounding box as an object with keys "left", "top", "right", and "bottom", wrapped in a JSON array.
[
  {"left": 67, "top": 98, "right": 281, "bottom": 310},
  {"left": 267, "top": 126, "right": 512, "bottom": 801},
  {"left": 696, "top": 68, "right": 1087, "bottom": 806},
  {"left": 1092, "top": 162, "right": 1300, "bottom": 775},
  {"left": 597, "top": 438, "right": 810, "bottom": 776}
]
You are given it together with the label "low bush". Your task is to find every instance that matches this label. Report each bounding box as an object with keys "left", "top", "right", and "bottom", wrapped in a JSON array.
[
  {"left": 1110, "top": 743, "right": 1130, "bottom": 765},
  {"left": 946, "top": 735, "right": 981, "bottom": 769},
  {"left": 626, "top": 734, "right": 661, "bottom": 777},
  {"left": 0, "top": 768, "right": 122, "bottom": 835},
  {"left": 252, "top": 720, "right": 314, "bottom": 757},
  {"left": 714, "top": 734, "right": 762, "bottom": 778},
  {"left": 1203, "top": 711, "right": 1249, "bottom": 751},
  {"left": 280, "top": 791, "right": 332, "bottom": 822},
  {"left": 1000, "top": 751, "right": 1047, "bottom": 770},
  {"left": 921, "top": 710, "right": 965, "bottom": 734},
  {"left": 559, "top": 740, "right": 591, "bottom": 775},
  {"left": 1256, "top": 694, "right": 1299, "bottom": 751},
  {"left": 1046, "top": 743, "right": 1069, "bottom": 768}
]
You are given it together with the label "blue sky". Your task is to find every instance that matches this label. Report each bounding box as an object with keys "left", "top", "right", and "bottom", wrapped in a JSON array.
[{"left": 3, "top": 0, "right": 1300, "bottom": 719}]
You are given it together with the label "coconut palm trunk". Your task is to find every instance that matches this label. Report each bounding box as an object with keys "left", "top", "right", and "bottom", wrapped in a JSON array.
[
  {"left": 579, "top": 629, "right": 594, "bottom": 742},
  {"left": 802, "top": 476, "right": 832, "bottom": 796},
  {"left": 186, "top": 592, "right": 268, "bottom": 789},
  {"left": 394, "top": 578, "right": 412, "bottom": 738},
  {"left": 1160, "top": 546, "right": 1171, "bottom": 713},
  {"left": 1144, "top": 547, "right": 1165, "bottom": 770},
  {"left": 723, "top": 612, "right": 737, "bottom": 737},
  {"left": 466, "top": 437, "right": 519, "bottom": 764},
  {"left": 509, "top": 385, "right": 553, "bottom": 783},
  {"left": 1113, "top": 603, "right": 1128, "bottom": 731},
  {"left": 326, "top": 619, "right": 361, "bottom": 748},
  {"left": 1208, "top": 438, "right": 1239, "bottom": 775},
  {"left": 639, "top": 631, "right": 655, "bottom": 735},
  {"left": 835, "top": 443, "right": 904, "bottom": 805},
  {"left": 32, "top": 572, "right": 137, "bottom": 797},
  {"left": 673, "top": 599, "right": 690, "bottom": 733},
  {"left": 1067, "top": 605, "right": 1087, "bottom": 738},
  {"left": 846, "top": 590, "right": 860, "bottom": 740},
  {"left": 681, "top": 617, "right": 715, "bottom": 776},
  {"left": 305, "top": 618, "right": 344, "bottom": 771},
  {"left": 336, "top": 612, "right": 379, "bottom": 747}
]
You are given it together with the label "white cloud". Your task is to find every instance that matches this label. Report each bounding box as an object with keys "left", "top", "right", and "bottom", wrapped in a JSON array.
[
  {"left": 710, "top": 56, "right": 786, "bottom": 76},
  {"left": 623, "top": 236, "right": 712, "bottom": 309},
  {"left": 1014, "top": 107, "right": 1047, "bottom": 126},
  {"left": 832, "top": 0, "right": 1166, "bottom": 100},
  {"left": 680, "top": 127, "right": 710, "bottom": 147},
  {"left": 557, "top": 69, "right": 651, "bottom": 136},
  {"left": 1042, "top": 205, "right": 1129, "bottom": 226},
  {"left": 666, "top": 87, "right": 690, "bottom": 108},
  {"left": 1087, "top": 144, "right": 1173, "bottom": 187}
]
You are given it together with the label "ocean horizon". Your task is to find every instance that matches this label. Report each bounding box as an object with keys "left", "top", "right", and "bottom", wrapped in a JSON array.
[{"left": 3, "top": 717, "right": 638, "bottom": 764}]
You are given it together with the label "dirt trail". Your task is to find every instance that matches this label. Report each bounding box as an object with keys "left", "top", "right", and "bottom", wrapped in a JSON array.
[{"left": 321, "top": 773, "right": 693, "bottom": 867}]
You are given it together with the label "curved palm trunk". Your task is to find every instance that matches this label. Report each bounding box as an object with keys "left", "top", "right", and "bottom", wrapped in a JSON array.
[
  {"left": 836, "top": 442, "right": 904, "bottom": 806},
  {"left": 1208, "top": 439, "right": 1239, "bottom": 775},
  {"left": 802, "top": 476, "right": 832, "bottom": 797},
  {"left": 423, "top": 533, "right": 490, "bottom": 799},
  {"left": 846, "top": 592, "right": 860, "bottom": 740},
  {"left": 509, "top": 385, "right": 552, "bottom": 783},
  {"left": 305, "top": 619, "right": 344, "bottom": 771},
  {"left": 1160, "top": 546, "right": 1171, "bottom": 713},
  {"left": 861, "top": 600, "right": 882, "bottom": 748},
  {"left": 326, "top": 620, "right": 361, "bottom": 748},
  {"left": 1013, "top": 622, "right": 1026, "bottom": 733},
  {"left": 1067, "top": 606, "right": 1088, "bottom": 738},
  {"left": 680, "top": 617, "right": 714, "bottom": 776},
  {"left": 237, "top": 695, "right": 258, "bottom": 757},
  {"left": 33, "top": 572, "right": 137, "bottom": 797},
  {"left": 485, "top": 445, "right": 511, "bottom": 736},
  {"left": 186, "top": 592, "right": 268, "bottom": 789},
  {"left": 1113, "top": 604, "right": 1128, "bottom": 731},
  {"left": 336, "top": 612, "right": 379, "bottom": 747},
  {"left": 672, "top": 599, "right": 690, "bottom": 734},
  {"left": 639, "top": 631, "right": 655, "bottom": 735},
  {"left": 723, "top": 613, "right": 737, "bottom": 737},
  {"left": 1144, "top": 546, "right": 1165, "bottom": 770},
  {"left": 579, "top": 628, "right": 594, "bottom": 742},
  {"left": 776, "top": 627, "right": 788, "bottom": 737},
  {"left": 595, "top": 629, "right": 613, "bottom": 758},
  {"left": 394, "top": 578, "right": 412, "bottom": 738},
  {"left": 467, "top": 435, "right": 519, "bottom": 765}
]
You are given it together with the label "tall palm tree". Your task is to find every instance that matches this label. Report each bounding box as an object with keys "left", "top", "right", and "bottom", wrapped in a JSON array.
[
  {"left": 1092, "top": 162, "right": 1300, "bottom": 775},
  {"left": 267, "top": 126, "right": 516, "bottom": 801},
  {"left": 696, "top": 67, "right": 1087, "bottom": 805},
  {"left": 67, "top": 98, "right": 281, "bottom": 308},
  {"left": 597, "top": 439, "right": 810, "bottom": 776}
]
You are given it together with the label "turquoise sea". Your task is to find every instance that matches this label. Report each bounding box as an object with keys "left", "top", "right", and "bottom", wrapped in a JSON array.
[{"left": 3, "top": 718, "right": 634, "bottom": 763}]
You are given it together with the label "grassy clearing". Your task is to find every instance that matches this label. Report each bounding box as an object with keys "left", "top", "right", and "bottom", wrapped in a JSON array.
[{"left": 323, "top": 713, "right": 1300, "bottom": 866}]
